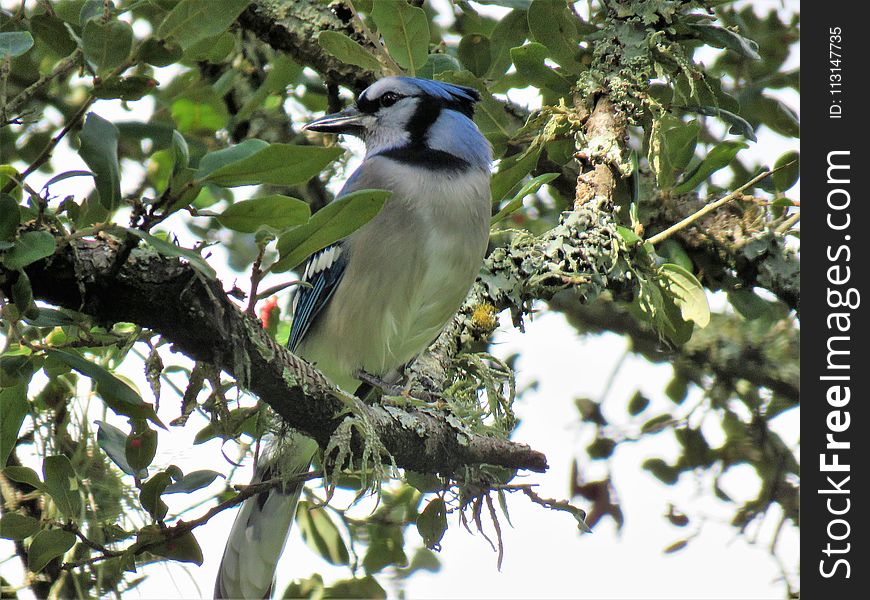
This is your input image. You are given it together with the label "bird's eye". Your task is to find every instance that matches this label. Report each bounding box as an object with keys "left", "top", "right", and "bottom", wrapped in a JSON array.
[{"left": 379, "top": 92, "right": 400, "bottom": 107}]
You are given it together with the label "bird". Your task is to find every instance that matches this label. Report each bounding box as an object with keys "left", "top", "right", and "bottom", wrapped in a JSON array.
[{"left": 214, "top": 76, "right": 493, "bottom": 599}]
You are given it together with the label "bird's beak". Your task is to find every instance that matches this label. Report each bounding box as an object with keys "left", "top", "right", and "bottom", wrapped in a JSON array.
[{"left": 302, "top": 106, "right": 365, "bottom": 135}]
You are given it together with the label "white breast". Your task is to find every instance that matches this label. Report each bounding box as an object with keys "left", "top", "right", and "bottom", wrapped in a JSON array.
[{"left": 295, "top": 159, "right": 491, "bottom": 392}]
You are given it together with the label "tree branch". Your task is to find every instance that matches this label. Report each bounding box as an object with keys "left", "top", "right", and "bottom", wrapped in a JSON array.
[
  {"left": 238, "top": 1, "right": 376, "bottom": 91},
  {"left": 2, "top": 235, "right": 547, "bottom": 476}
]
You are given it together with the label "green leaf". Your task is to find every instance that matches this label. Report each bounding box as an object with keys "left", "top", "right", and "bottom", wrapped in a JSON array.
[
  {"left": 363, "top": 524, "right": 408, "bottom": 574},
  {"left": 672, "top": 141, "right": 748, "bottom": 195},
  {"left": 184, "top": 31, "right": 236, "bottom": 63},
  {"left": 11, "top": 270, "right": 34, "bottom": 316},
  {"left": 418, "top": 54, "right": 462, "bottom": 79},
  {"left": 0, "top": 386, "right": 27, "bottom": 467},
  {"left": 324, "top": 577, "right": 387, "bottom": 599},
  {"left": 642, "top": 457, "right": 679, "bottom": 484},
  {"left": 616, "top": 225, "right": 641, "bottom": 246},
  {"left": 78, "top": 0, "right": 105, "bottom": 24},
  {"left": 491, "top": 172, "right": 558, "bottom": 224},
  {"left": 149, "top": 531, "right": 204, "bottom": 565},
  {"left": 490, "top": 145, "right": 541, "bottom": 202},
  {"left": 659, "top": 264, "right": 710, "bottom": 328},
  {"left": 164, "top": 470, "right": 223, "bottom": 494},
  {"left": 317, "top": 31, "right": 380, "bottom": 71},
  {"left": 0, "top": 32, "right": 34, "bottom": 58},
  {"left": 476, "top": 0, "right": 533, "bottom": 7},
  {"left": 404, "top": 471, "right": 441, "bottom": 494},
  {"left": 41, "top": 171, "right": 96, "bottom": 191},
  {"left": 115, "top": 227, "right": 216, "bottom": 280},
  {"left": 486, "top": 9, "right": 529, "bottom": 78},
  {"left": 82, "top": 20, "right": 133, "bottom": 72},
  {"left": 657, "top": 239, "right": 693, "bottom": 273},
  {"left": 196, "top": 139, "right": 268, "bottom": 179},
  {"left": 0, "top": 351, "right": 35, "bottom": 389},
  {"left": 140, "top": 37, "right": 183, "bottom": 67},
  {"left": 371, "top": 0, "right": 430, "bottom": 75},
  {"left": 416, "top": 498, "right": 448, "bottom": 549},
  {"left": 235, "top": 55, "right": 302, "bottom": 121},
  {"left": 296, "top": 501, "right": 350, "bottom": 566},
  {"left": 1, "top": 231, "right": 56, "bottom": 270},
  {"left": 170, "top": 95, "right": 229, "bottom": 134},
  {"left": 527, "top": 0, "right": 581, "bottom": 73},
  {"left": 283, "top": 575, "right": 325, "bottom": 598},
  {"left": 218, "top": 195, "right": 310, "bottom": 233},
  {"left": 44, "top": 349, "right": 161, "bottom": 424},
  {"left": 78, "top": 113, "right": 121, "bottom": 210},
  {"left": 96, "top": 420, "right": 148, "bottom": 478},
  {"left": 125, "top": 427, "right": 158, "bottom": 473},
  {"left": 756, "top": 95, "right": 800, "bottom": 138},
  {"left": 24, "top": 307, "right": 84, "bottom": 328},
  {"left": 663, "top": 122, "right": 700, "bottom": 172},
  {"left": 510, "top": 43, "right": 571, "bottom": 95},
  {"left": 157, "top": 0, "right": 252, "bottom": 50},
  {"left": 0, "top": 195, "right": 20, "bottom": 241},
  {"left": 93, "top": 76, "right": 157, "bottom": 101},
  {"left": 2, "top": 466, "right": 44, "bottom": 491},
  {"left": 42, "top": 456, "right": 82, "bottom": 520},
  {"left": 665, "top": 376, "right": 688, "bottom": 404},
  {"left": 628, "top": 391, "right": 650, "bottom": 416},
  {"left": 29, "top": 14, "right": 76, "bottom": 56},
  {"left": 139, "top": 471, "right": 171, "bottom": 521},
  {"left": 458, "top": 34, "right": 492, "bottom": 77},
  {"left": 678, "top": 105, "right": 756, "bottom": 141},
  {"left": 0, "top": 512, "right": 40, "bottom": 540},
  {"left": 272, "top": 189, "right": 390, "bottom": 272},
  {"left": 649, "top": 116, "right": 700, "bottom": 189},
  {"left": 27, "top": 529, "right": 76, "bottom": 572},
  {"left": 687, "top": 23, "right": 761, "bottom": 61},
  {"left": 198, "top": 144, "right": 342, "bottom": 188},
  {"left": 773, "top": 151, "right": 799, "bottom": 192},
  {"left": 727, "top": 289, "right": 771, "bottom": 321},
  {"left": 171, "top": 131, "right": 190, "bottom": 175}
]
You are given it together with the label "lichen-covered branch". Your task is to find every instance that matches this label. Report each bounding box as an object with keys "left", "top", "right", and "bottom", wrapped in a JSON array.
[
  {"left": 643, "top": 187, "right": 801, "bottom": 313},
  {"left": 3, "top": 236, "right": 547, "bottom": 475},
  {"left": 238, "top": 1, "right": 376, "bottom": 91}
]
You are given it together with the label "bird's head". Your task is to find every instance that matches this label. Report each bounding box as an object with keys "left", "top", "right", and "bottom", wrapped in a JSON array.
[{"left": 303, "top": 77, "right": 482, "bottom": 154}]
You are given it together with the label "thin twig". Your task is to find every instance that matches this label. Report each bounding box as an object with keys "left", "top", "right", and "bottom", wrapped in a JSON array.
[
  {"left": 2, "top": 50, "right": 84, "bottom": 125},
  {"left": 1, "top": 98, "right": 95, "bottom": 195},
  {"left": 647, "top": 165, "right": 791, "bottom": 246},
  {"left": 774, "top": 212, "right": 800, "bottom": 235},
  {"left": 246, "top": 245, "right": 267, "bottom": 317},
  {"left": 60, "top": 470, "right": 323, "bottom": 570},
  {"left": 62, "top": 521, "right": 122, "bottom": 558}
]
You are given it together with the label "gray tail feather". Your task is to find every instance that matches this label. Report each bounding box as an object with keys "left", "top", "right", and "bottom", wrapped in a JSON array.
[
  {"left": 214, "top": 470, "right": 304, "bottom": 599},
  {"left": 215, "top": 432, "right": 318, "bottom": 599}
]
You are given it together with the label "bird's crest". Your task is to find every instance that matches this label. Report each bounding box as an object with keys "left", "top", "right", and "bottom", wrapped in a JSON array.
[{"left": 359, "top": 76, "right": 481, "bottom": 118}]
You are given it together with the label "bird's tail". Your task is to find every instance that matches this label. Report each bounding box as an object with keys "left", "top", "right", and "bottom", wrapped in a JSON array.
[{"left": 214, "top": 433, "right": 318, "bottom": 599}]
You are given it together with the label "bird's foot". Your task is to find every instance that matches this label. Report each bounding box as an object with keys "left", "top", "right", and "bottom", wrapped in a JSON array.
[{"left": 354, "top": 370, "right": 442, "bottom": 403}]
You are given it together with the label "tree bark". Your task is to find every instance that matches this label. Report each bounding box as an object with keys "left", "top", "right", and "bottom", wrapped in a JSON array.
[{"left": 4, "top": 236, "right": 547, "bottom": 476}]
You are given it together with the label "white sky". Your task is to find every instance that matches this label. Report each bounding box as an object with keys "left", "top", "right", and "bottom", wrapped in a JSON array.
[{"left": 1, "top": 0, "right": 799, "bottom": 598}]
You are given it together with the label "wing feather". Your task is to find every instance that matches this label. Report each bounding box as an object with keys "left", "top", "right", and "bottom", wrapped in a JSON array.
[{"left": 287, "top": 243, "right": 347, "bottom": 351}]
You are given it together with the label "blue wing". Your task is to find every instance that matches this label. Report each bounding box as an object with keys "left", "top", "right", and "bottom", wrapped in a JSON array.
[
  {"left": 287, "top": 243, "right": 347, "bottom": 352},
  {"left": 287, "top": 165, "right": 369, "bottom": 351}
]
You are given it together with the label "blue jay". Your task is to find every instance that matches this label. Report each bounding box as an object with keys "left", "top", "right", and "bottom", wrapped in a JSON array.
[{"left": 214, "top": 77, "right": 493, "bottom": 598}]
